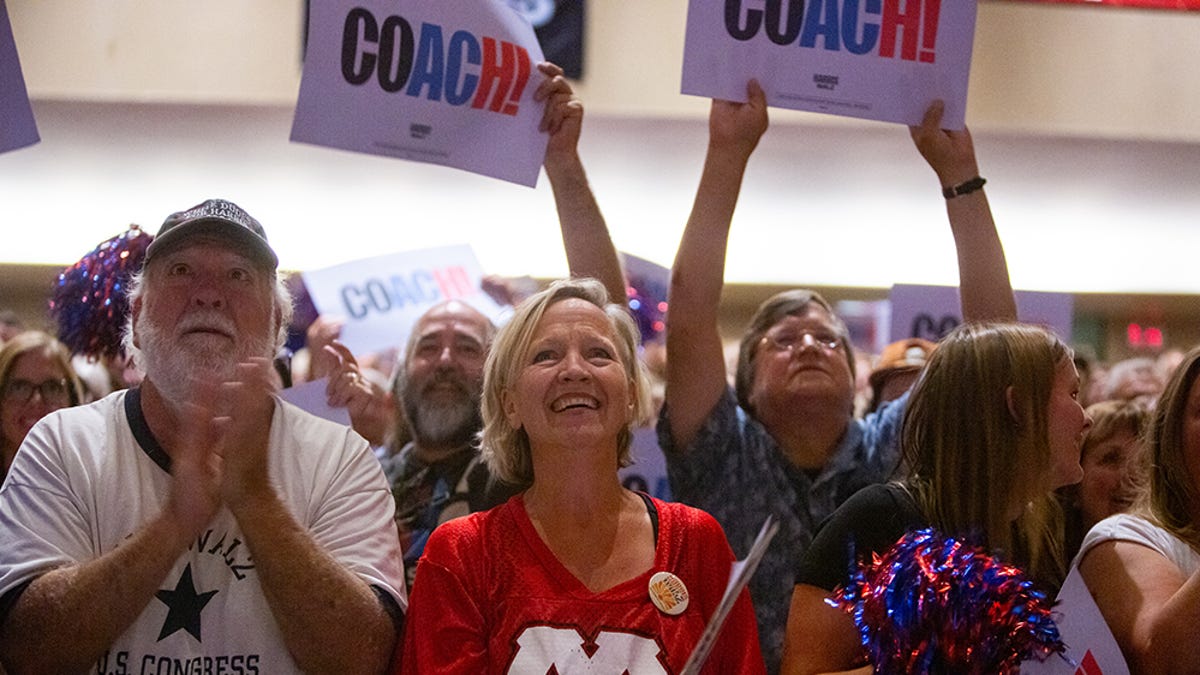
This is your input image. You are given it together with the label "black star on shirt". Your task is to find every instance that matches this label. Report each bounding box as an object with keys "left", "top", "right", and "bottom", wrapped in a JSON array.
[{"left": 154, "top": 564, "right": 218, "bottom": 642}]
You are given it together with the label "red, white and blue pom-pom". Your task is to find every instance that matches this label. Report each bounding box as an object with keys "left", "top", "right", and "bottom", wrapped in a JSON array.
[
  {"left": 49, "top": 225, "right": 151, "bottom": 360},
  {"left": 827, "top": 528, "right": 1069, "bottom": 674}
]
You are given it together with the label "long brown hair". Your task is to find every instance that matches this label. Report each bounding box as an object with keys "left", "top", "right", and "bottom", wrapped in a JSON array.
[
  {"left": 902, "top": 322, "right": 1071, "bottom": 585},
  {"left": 1141, "top": 347, "right": 1200, "bottom": 550}
]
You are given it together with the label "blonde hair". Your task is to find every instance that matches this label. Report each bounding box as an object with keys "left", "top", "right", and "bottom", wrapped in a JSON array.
[
  {"left": 479, "top": 278, "right": 653, "bottom": 489},
  {"left": 1080, "top": 398, "right": 1150, "bottom": 463},
  {"left": 1141, "top": 347, "right": 1200, "bottom": 550},
  {"left": 902, "top": 322, "right": 1071, "bottom": 585},
  {"left": 0, "top": 331, "right": 85, "bottom": 448}
]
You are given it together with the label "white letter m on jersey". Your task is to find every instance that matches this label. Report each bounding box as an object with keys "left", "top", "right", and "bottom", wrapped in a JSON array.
[{"left": 508, "top": 625, "right": 669, "bottom": 674}]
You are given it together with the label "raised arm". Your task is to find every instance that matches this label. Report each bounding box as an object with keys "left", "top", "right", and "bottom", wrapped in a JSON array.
[
  {"left": 535, "top": 61, "right": 626, "bottom": 305},
  {"left": 910, "top": 101, "right": 1017, "bottom": 323},
  {"left": 664, "top": 80, "right": 768, "bottom": 449}
]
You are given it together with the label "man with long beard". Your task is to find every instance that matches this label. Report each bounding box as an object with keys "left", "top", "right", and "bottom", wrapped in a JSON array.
[
  {"left": 0, "top": 200, "right": 405, "bottom": 674},
  {"left": 383, "top": 300, "right": 521, "bottom": 590}
]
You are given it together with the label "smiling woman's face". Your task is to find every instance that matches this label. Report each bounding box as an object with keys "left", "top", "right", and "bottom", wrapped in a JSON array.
[
  {"left": 1078, "top": 425, "right": 1143, "bottom": 528},
  {"left": 503, "top": 298, "right": 632, "bottom": 461}
]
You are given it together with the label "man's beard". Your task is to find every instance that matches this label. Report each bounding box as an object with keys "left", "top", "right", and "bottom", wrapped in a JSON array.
[
  {"left": 136, "top": 309, "right": 274, "bottom": 406},
  {"left": 401, "top": 372, "right": 482, "bottom": 450}
]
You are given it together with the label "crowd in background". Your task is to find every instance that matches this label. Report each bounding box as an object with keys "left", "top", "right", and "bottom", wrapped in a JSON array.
[{"left": 0, "top": 284, "right": 1183, "bottom": 672}]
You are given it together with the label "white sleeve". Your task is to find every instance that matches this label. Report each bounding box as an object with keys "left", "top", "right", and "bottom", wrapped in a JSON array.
[
  {"left": 291, "top": 409, "right": 408, "bottom": 612},
  {"left": 0, "top": 413, "right": 95, "bottom": 602},
  {"left": 1075, "top": 513, "right": 1200, "bottom": 577}
]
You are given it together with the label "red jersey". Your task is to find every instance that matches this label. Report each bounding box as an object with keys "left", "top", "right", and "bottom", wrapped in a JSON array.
[{"left": 399, "top": 494, "right": 764, "bottom": 674}]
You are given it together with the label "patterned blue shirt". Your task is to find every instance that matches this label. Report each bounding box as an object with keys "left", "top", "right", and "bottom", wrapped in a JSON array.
[{"left": 657, "top": 387, "right": 906, "bottom": 673}]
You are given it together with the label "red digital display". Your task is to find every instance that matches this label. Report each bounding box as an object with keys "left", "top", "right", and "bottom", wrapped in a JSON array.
[{"left": 1127, "top": 323, "right": 1166, "bottom": 349}]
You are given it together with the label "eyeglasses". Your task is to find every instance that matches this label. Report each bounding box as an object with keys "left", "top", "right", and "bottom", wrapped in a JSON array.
[
  {"left": 761, "top": 330, "right": 842, "bottom": 354},
  {"left": 3, "top": 378, "right": 71, "bottom": 405}
]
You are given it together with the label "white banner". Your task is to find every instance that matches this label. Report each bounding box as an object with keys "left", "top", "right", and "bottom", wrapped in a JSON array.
[
  {"left": 301, "top": 245, "right": 509, "bottom": 357},
  {"left": 682, "top": 0, "right": 976, "bottom": 128},
  {"left": 1021, "top": 566, "right": 1129, "bottom": 675},
  {"left": 292, "top": 0, "right": 548, "bottom": 186}
]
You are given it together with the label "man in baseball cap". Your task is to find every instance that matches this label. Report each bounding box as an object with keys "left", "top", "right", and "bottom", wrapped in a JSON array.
[
  {"left": 0, "top": 198, "right": 406, "bottom": 672},
  {"left": 145, "top": 198, "right": 279, "bottom": 270}
]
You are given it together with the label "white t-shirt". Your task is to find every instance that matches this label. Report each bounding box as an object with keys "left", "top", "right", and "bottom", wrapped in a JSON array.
[
  {"left": 1075, "top": 512, "right": 1200, "bottom": 577},
  {"left": 0, "top": 389, "right": 406, "bottom": 674}
]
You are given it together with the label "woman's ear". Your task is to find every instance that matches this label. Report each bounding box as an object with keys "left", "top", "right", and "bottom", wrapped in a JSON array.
[
  {"left": 1006, "top": 385, "right": 1021, "bottom": 425},
  {"left": 502, "top": 389, "right": 521, "bottom": 430}
]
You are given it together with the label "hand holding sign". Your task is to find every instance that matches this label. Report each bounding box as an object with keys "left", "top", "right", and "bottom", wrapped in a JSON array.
[
  {"left": 910, "top": 100, "right": 981, "bottom": 189},
  {"left": 681, "top": 0, "right": 978, "bottom": 127},
  {"left": 535, "top": 61, "right": 583, "bottom": 162},
  {"left": 710, "top": 79, "right": 769, "bottom": 162},
  {"left": 907, "top": 100, "right": 1020, "bottom": 324}
]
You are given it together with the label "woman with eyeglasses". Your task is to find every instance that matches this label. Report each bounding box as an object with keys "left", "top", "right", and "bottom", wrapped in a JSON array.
[{"left": 0, "top": 331, "right": 84, "bottom": 483}]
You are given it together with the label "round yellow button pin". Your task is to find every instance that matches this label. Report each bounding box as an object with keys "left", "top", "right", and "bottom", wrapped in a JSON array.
[{"left": 648, "top": 571, "right": 689, "bottom": 616}]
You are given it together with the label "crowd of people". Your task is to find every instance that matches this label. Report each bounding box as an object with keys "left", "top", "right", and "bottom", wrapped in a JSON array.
[{"left": 0, "top": 61, "right": 1192, "bottom": 675}]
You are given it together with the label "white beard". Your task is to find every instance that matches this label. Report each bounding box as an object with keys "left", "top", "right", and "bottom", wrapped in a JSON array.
[
  {"left": 135, "top": 308, "right": 274, "bottom": 406},
  {"left": 410, "top": 396, "right": 479, "bottom": 446}
]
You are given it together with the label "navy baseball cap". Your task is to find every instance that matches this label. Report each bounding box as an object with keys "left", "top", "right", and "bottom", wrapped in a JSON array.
[{"left": 145, "top": 198, "right": 279, "bottom": 270}]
